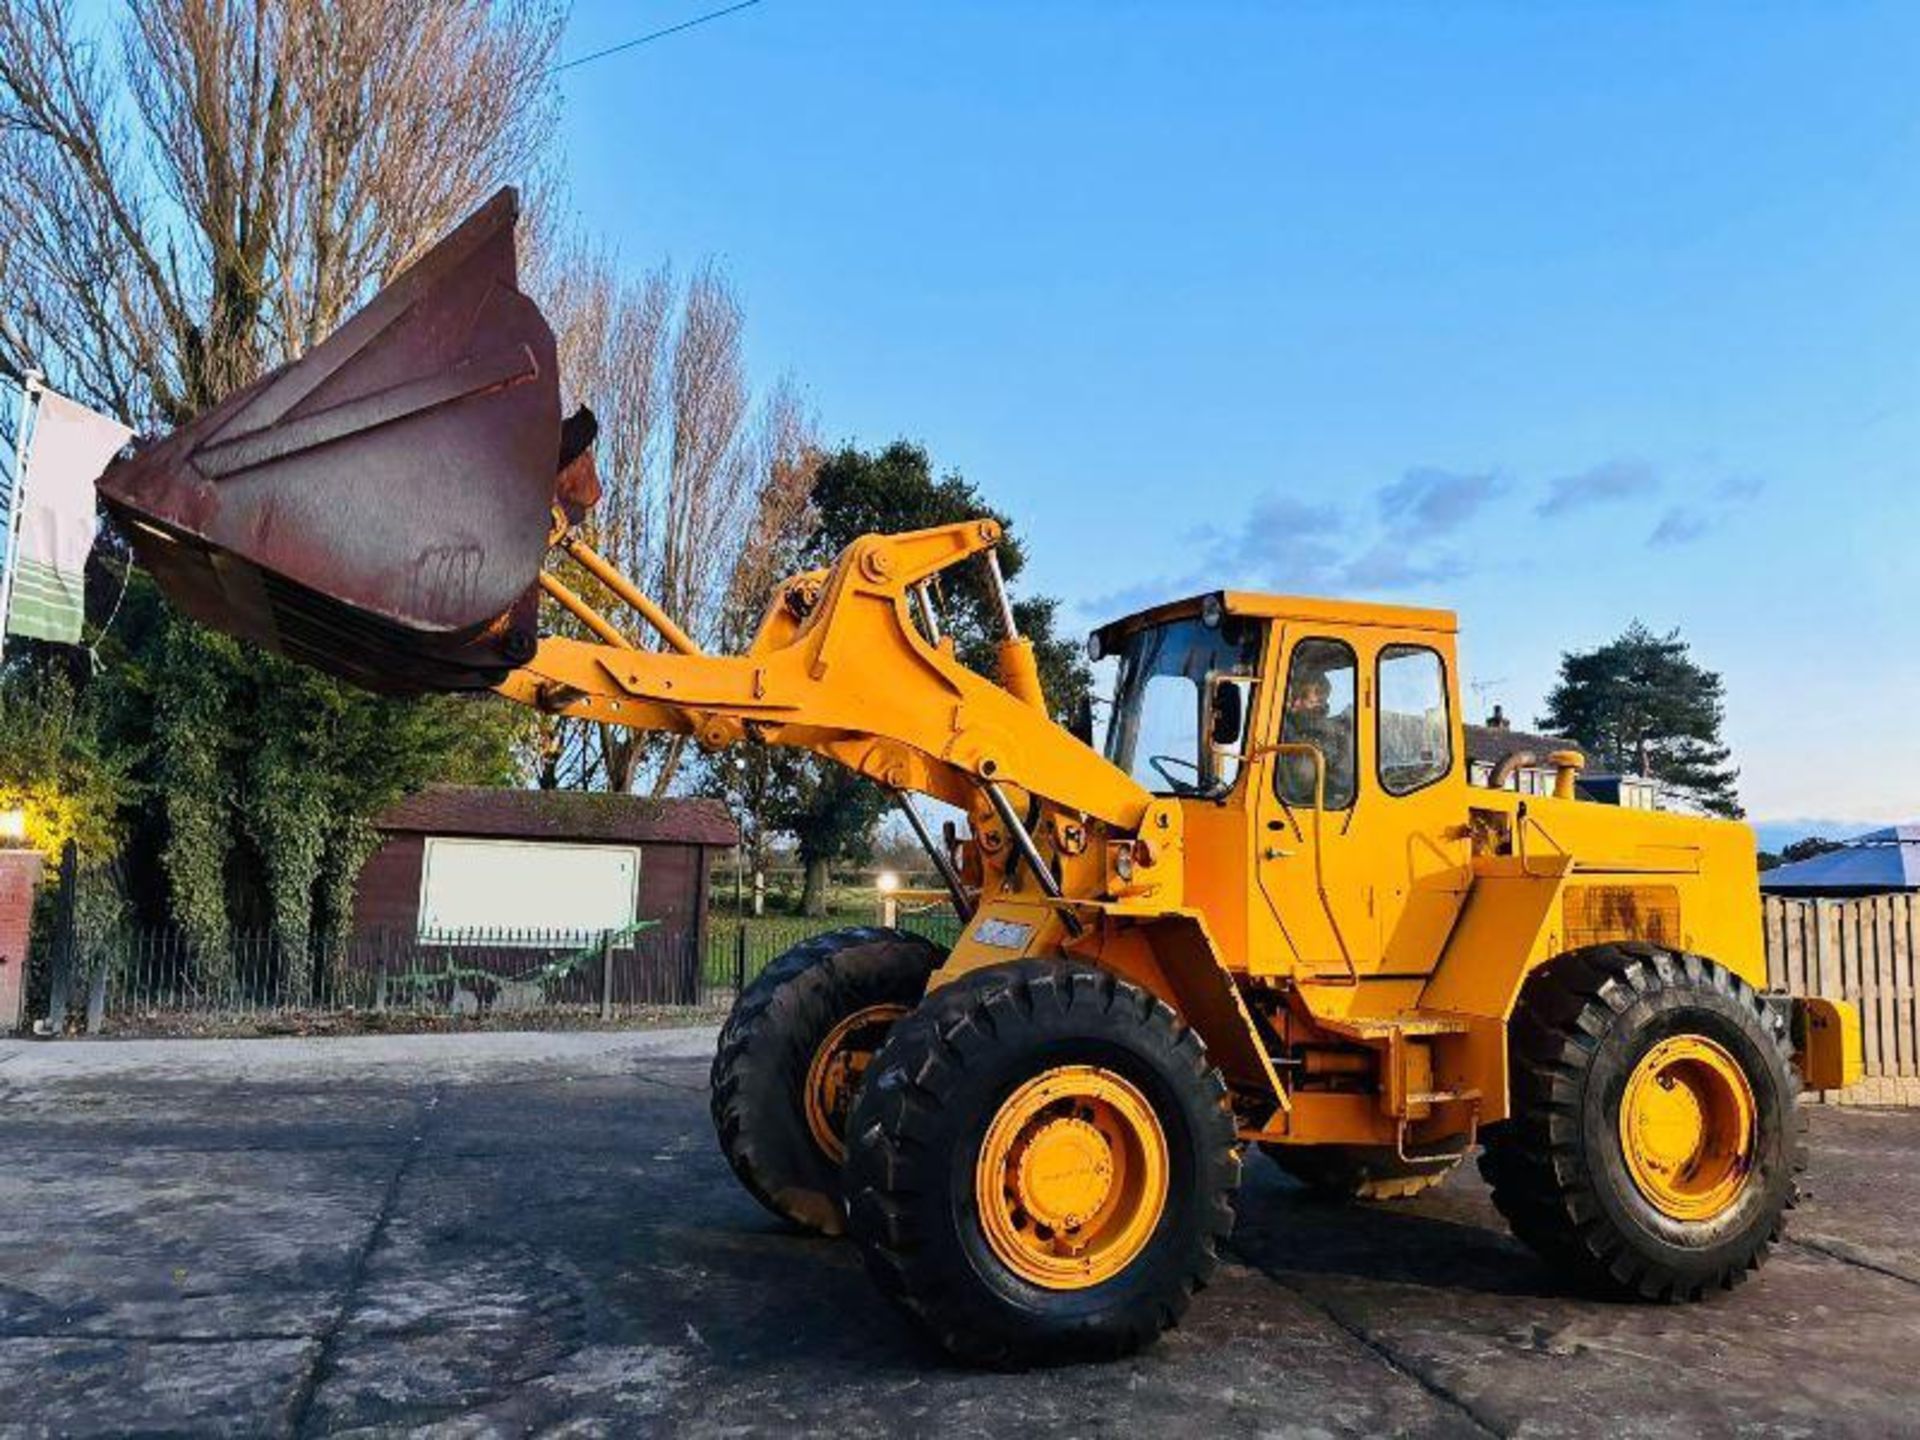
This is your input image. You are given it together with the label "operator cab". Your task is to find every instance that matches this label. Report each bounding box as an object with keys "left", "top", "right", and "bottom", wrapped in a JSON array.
[
  {"left": 1090, "top": 590, "right": 1457, "bottom": 800},
  {"left": 1089, "top": 590, "right": 1468, "bottom": 980}
]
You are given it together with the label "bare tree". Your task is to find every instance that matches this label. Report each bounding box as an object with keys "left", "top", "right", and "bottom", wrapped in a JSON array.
[
  {"left": 0, "top": 0, "right": 561, "bottom": 974},
  {"left": 0, "top": 0, "right": 561, "bottom": 422},
  {"left": 725, "top": 379, "right": 819, "bottom": 645},
  {"left": 536, "top": 237, "right": 820, "bottom": 795},
  {"left": 698, "top": 383, "right": 817, "bottom": 893}
]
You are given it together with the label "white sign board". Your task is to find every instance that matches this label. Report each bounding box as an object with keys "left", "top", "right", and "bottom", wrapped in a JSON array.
[{"left": 418, "top": 838, "right": 640, "bottom": 941}]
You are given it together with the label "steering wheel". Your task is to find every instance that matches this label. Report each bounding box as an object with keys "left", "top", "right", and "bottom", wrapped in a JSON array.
[{"left": 1148, "top": 754, "right": 1202, "bottom": 793}]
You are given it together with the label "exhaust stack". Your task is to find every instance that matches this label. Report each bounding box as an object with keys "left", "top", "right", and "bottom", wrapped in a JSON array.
[{"left": 97, "top": 188, "right": 560, "bottom": 694}]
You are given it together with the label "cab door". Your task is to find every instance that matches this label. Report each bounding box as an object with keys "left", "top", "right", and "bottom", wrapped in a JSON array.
[
  {"left": 1253, "top": 627, "right": 1470, "bottom": 980},
  {"left": 1367, "top": 637, "right": 1473, "bottom": 973}
]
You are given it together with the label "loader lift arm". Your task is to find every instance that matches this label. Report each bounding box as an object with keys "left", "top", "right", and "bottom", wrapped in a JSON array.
[
  {"left": 90, "top": 180, "right": 1144, "bottom": 849},
  {"left": 506, "top": 512, "right": 1154, "bottom": 834}
]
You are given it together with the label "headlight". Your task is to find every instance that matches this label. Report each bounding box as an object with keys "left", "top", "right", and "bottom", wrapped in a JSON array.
[
  {"left": 1085, "top": 632, "right": 1103, "bottom": 663},
  {"left": 1200, "top": 593, "right": 1224, "bottom": 629}
]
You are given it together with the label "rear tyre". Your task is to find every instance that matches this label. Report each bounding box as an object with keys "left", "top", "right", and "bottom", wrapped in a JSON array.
[
  {"left": 1264, "top": 1143, "right": 1461, "bottom": 1201},
  {"left": 844, "top": 959, "right": 1240, "bottom": 1366},
  {"left": 710, "top": 926, "right": 943, "bottom": 1235},
  {"left": 1479, "top": 943, "right": 1804, "bottom": 1301}
]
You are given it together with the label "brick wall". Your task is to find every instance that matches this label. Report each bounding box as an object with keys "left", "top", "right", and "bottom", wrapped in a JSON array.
[
  {"left": 0, "top": 850, "right": 43, "bottom": 1032},
  {"left": 350, "top": 834, "right": 428, "bottom": 933}
]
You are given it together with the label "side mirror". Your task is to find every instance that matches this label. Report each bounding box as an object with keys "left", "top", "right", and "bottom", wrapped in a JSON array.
[{"left": 1198, "top": 675, "right": 1259, "bottom": 760}]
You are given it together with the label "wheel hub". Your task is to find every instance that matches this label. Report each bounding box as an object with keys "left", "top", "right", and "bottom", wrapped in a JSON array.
[
  {"left": 1620, "top": 1034, "right": 1757, "bottom": 1221},
  {"left": 975, "top": 1065, "right": 1169, "bottom": 1290},
  {"left": 803, "top": 1002, "right": 908, "bottom": 1163},
  {"left": 1014, "top": 1116, "right": 1115, "bottom": 1230}
]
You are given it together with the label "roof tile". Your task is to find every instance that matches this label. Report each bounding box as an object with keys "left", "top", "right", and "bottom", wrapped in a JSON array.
[
  {"left": 376, "top": 785, "right": 739, "bottom": 847},
  {"left": 1463, "top": 722, "right": 1569, "bottom": 768}
]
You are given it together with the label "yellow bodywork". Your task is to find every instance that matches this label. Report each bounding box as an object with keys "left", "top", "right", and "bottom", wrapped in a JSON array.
[
  {"left": 1793, "top": 995, "right": 1863, "bottom": 1091},
  {"left": 506, "top": 515, "right": 1841, "bottom": 1150}
]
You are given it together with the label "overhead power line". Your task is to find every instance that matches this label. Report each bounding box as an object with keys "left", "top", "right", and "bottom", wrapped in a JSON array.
[{"left": 550, "top": 1, "right": 764, "bottom": 75}]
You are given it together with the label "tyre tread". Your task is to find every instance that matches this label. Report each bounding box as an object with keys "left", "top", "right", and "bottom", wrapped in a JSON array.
[
  {"left": 1479, "top": 942, "right": 1806, "bottom": 1300},
  {"left": 846, "top": 957, "right": 1240, "bottom": 1366},
  {"left": 710, "top": 926, "right": 944, "bottom": 1233}
]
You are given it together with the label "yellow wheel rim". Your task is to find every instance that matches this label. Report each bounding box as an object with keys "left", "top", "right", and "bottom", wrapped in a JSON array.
[
  {"left": 803, "top": 1003, "right": 908, "bottom": 1164},
  {"left": 975, "top": 1065, "right": 1170, "bottom": 1290},
  {"left": 1619, "top": 1034, "right": 1757, "bottom": 1221}
]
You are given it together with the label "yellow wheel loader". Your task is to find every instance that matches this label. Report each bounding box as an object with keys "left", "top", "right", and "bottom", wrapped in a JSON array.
[{"left": 100, "top": 191, "right": 1863, "bottom": 1366}]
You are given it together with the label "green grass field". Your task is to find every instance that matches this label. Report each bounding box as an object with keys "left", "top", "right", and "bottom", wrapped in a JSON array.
[{"left": 702, "top": 904, "right": 963, "bottom": 990}]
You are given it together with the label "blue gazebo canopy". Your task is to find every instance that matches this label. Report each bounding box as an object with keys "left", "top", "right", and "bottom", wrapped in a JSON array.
[{"left": 1760, "top": 826, "right": 1920, "bottom": 895}]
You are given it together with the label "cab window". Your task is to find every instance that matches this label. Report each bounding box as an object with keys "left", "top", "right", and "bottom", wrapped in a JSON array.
[
  {"left": 1275, "top": 638, "right": 1357, "bottom": 809},
  {"left": 1378, "top": 644, "right": 1451, "bottom": 795},
  {"left": 1103, "top": 615, "right": 1263, "bottom": 798}
]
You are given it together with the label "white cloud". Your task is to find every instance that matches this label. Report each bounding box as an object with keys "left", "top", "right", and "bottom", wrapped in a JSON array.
[
  {"left": 1649, "top": 507, "right": 1710, "bottom": 547},
  {"left": 1537, "top": 459, "right": 1658, "bottom": 517},
  {"left": 1376, "top": 466, "right": 1508, "bottom": 532}
]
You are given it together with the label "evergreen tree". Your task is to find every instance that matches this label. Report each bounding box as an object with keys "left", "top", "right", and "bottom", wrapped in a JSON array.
[{"left": 1539, "top": 621, "right": 1741, "bottom": 818}]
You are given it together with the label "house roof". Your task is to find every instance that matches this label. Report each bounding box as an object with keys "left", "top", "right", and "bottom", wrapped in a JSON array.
[
  {"left": 1463, "top": 722, "right": 1568, "bottom": 770},
  {"left": 376, "top": 785, "right": 740, "bottom": 848},
  {"left": 1760, "top": 826, "right": 1920, "bottom": 894}
]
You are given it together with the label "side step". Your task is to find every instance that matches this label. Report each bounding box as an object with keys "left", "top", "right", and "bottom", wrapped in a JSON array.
[{"left": 1314, "top": 1012, "right": 1473, "bottom": 1042}]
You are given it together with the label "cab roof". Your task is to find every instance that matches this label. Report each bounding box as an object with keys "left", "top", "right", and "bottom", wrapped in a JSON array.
[{"left": 1094, "top": 590, "right": 1458, "bottom": 648}]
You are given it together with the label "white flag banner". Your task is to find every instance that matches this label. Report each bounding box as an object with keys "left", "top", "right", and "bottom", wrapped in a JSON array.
[{"left": 5, "top": 387, "right": 131, "bottom": 644}]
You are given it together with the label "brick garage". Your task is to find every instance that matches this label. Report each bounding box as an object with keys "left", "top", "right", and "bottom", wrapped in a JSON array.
[{"left": 352, "top": 785, "right": 738, "bottom": 952}]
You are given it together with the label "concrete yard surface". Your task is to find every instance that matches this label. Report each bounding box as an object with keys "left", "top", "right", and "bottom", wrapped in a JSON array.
[{"left": 2, "top": 1028, "right": 1917, "bottom": 1437}]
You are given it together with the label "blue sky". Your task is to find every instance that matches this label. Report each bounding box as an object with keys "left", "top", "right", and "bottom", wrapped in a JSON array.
[{"left": 552, "top": 2, "right": 1919, "bottom": 834}]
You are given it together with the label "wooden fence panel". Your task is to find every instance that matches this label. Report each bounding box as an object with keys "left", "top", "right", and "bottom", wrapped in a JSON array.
[
  {"left": 1897, "top": 896, "right": 1916, "bottom": 1078},
  {"left": 1889, "top": 902, "right": 1904, "bottom": 1082},
  {"left": 1784, "top": 900, "right": 1805, "bottom": 996},
  {"left": 1875, "top": 897, "right": 1898, "bottom": 1075},
  {"left": 1852, "top": 901, "right": 1875, "bottom": 1074},
  {"left": 1819, "top": 899, "right": 1842, "bottom": 998},
  {"left": 1909, "top": 899, "right": 1920, "bottom": 1078},
  {"left": 1856, "top": 898, "right": 1876, "bottom": 1073},
  {"left": 1762, "top": 893, "right": 1920, "bottom": 1092}
]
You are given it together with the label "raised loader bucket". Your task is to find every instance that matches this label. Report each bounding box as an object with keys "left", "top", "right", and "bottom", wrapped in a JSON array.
[{"left": 97, "top": 187, "right": 559, "bottom": 695}]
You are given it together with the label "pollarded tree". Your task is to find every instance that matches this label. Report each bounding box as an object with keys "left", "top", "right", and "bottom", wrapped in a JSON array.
[
  {"left": 1538, "top": 621, "right": 1742, "bottom": 818},
  {"left": 530, "top": 236, "right": 821, "bottom": 797}
]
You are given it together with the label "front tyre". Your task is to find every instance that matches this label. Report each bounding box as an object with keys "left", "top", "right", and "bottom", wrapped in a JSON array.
[
  {"left": 844, "top": 959, "right": 1240, "bottom": 1366},
  {"left": 1479, "top": 943, "right": 1804, "bottom": 1301},
  {"left": 710, "top": 927, "right": 943, "bottom": 1235}
]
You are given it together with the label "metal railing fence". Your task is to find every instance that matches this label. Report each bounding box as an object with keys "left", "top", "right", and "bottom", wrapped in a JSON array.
[
  {"left": 62, "top": 924, "right": 699, "bottom": 1029},
  {"left": 39, "top": 905, "right": 967, "bottom": 1033},
  {"left": 701, "top": 907, "right": 965, "bottom": 995}
]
